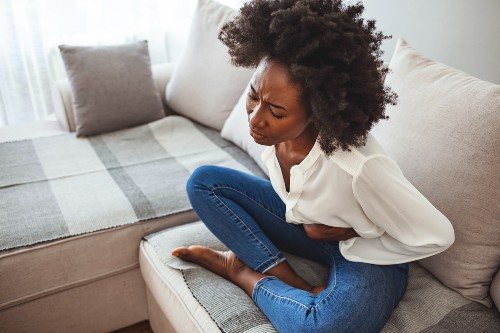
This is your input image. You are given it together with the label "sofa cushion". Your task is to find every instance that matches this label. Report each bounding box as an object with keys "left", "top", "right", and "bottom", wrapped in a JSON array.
[
  {"left": 52, "top": 62, "right": 177, "bottom": 133},
  {"left": 59, "top": 40, "right": 164, "bottom": 136},
  {"left": 371, "top": 38, "right": 500, "bottom": 308},
  {"left": 166, "top": 0, "right": 254, "bottom": 131},
  {"left": 221, "top": 87, "right": 268, "bottom": 176},
  {"left": 140, "top": 222, "right": 500, "bottom": 333}
]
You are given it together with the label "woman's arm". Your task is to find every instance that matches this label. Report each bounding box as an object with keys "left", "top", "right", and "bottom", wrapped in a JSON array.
[
  {"left": 303, "top": 223, "right": 359, "bottom": 241},
  {"left": 340, "top": 154, "right": 455, "bottom": 264}
]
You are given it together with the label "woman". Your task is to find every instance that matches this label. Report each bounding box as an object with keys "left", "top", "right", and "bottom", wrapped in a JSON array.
[{"left": 172, "top": 0, "right": 455, "bottom": 332}]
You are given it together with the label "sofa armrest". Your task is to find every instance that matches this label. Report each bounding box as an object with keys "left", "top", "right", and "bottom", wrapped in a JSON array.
[
  {"left": 51, "top": 62, "right": 177, "bottom": 133},
  {"left": 52, "top": 79, "right": 74, "bottom": 132},
  {"left": 153, "top": 62, "right": 178, "bottom": 117},
  {"left": 0, "top": 120, "right": 66, "bottom": 143}
]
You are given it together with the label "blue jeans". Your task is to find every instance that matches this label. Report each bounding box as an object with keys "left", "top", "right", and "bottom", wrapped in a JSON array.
[{"left": 186, "top": 166, "right": 408, "bottom": 333}]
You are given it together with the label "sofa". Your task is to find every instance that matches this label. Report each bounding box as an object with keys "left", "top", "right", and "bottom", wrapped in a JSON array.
[{"left": 0, "top": 0, "right": 499, "bottom": 332}]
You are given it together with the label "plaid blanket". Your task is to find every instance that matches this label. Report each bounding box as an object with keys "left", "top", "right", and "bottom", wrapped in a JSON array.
[{"left": 0, "top": 116, "right": 265, "bottom": 251}]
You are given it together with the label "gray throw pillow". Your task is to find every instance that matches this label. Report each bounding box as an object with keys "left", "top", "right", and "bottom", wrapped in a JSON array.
[{"left": 59, "top": 40, "right": 164, "bottom": 137}]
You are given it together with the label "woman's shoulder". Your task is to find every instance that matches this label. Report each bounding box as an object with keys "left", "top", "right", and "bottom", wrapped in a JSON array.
[
  {"left": 328, "top": 133, "right": 395, "bottom": 176},
  {"left": 356, "top": 133, "right": 388, "bottom": 157}
]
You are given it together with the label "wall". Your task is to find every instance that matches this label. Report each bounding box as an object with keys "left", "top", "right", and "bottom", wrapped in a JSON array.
[{"left": 348, "top": 0, "right": 500, "bottom": 84}]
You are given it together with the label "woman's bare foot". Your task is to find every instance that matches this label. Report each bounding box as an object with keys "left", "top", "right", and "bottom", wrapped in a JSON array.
[
  {"left": 172, "top": 245, "right": 327, "bottom": 296},
  {"left": 172, "top": 245, "right": 265, "bottom": 296},
  {"left": 311, "top": 284, "right": 327, "bottom": 296}
]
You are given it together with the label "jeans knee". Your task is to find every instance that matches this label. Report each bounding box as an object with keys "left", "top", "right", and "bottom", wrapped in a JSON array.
[
  {"left": 186, "top": 165, "right": 218, "bottom": 200},
  {"left": 186, "top": 165, "right": 211, "bottom": 194}
]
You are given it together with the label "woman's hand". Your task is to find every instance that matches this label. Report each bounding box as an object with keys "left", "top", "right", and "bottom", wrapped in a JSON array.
[{"left": 303, "top": 224, "right": 359, "bottom": 242}]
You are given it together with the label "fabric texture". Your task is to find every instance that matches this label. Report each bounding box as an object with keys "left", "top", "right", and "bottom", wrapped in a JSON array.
[
  {"left": 165, "top": 0, "right": 254, "bottom": 130},
  {"left": 0, "top": 116, "right": 265, "bottom": 250},
  {"left": 261, "top": 133, "right": 454, "bottom": 265},
  {"left": 371, "top": 38, "right": 500, "bottom": 307},
  {"left": 142, "top": 221, "right": 500, "bottom": 333},
  {"left": 59, "top": 40, "right": 164, "bottom": 136},
  {"left": 221, "top": 88, "right": 268, "bottom": 175}
]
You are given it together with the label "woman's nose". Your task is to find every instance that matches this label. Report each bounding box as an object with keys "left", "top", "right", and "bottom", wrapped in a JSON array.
[{"left": 248, "top": 104, "right": 266, "bottom": 128}]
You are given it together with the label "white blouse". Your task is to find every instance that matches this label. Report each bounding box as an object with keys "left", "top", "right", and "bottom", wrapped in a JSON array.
[{"left": 261, "top": 134, "right": 455, "bottom": 265}]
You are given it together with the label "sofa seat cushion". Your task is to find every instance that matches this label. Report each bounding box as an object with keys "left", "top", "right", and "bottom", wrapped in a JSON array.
[{"left": 140, "top": 222, "right": 500, "bottom": 333}]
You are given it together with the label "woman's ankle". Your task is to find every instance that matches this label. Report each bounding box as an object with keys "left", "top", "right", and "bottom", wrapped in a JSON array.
[{"left": 266, "top": 261, "right": 314, "bottom": 292}]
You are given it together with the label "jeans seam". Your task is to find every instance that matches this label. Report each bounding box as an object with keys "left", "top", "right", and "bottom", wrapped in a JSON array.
[
  {"left": 254, "top": 256, "right": 339, "bottom": 312},
  {"left": 252, "top": 275, "right": 273, "bottom": 301},
  {"left": 209, "top": 189, "right": 277, "bottom": 263},
  {"left": 212, "top": 185, "right": 286, "bottom": 223},
  {"left": 259, "top": 256, "right": 287, "bottom": 273},
  {"left": 312, "top": 253, "right": 337, "bottom": 310},
  {"left": 258, "top": 285, "right": 311, "bottom": 310},
  {"left": 212, "top": 185, "right": 321, "bottom": 254}
]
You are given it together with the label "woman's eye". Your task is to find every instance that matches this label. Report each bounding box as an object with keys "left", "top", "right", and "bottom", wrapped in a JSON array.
[
  {"left": 247, "top": 93, "right": 258, "bottom": 101},
  {"left": 270, "top": 108, "right": 284, "bottom": 119}
]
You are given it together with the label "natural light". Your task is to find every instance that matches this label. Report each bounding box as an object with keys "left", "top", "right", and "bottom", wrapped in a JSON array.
[{"left": 0, "top": 0, "right": 243, "bottom": 127}]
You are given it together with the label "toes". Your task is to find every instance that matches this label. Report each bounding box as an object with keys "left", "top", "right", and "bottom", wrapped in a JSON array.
[
  {"left": 171, "top": 246, "right": 188, "bottom": 258},
  {"left": 171, "top": 245, "right": 212, "bottom": 261}
]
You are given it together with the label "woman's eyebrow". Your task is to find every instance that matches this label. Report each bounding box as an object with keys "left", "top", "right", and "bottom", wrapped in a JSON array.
[{"left": 249, "top": 83, "right": 288, "bottom": 112}]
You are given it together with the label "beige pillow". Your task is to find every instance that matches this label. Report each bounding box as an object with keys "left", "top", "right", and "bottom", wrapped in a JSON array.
[
  {"left": 165, "top": 0, "right": 254, "bottom": 131},
  {"left": 59, "top": 40, "right": 164, "bottom": 137},
  {"left": 221, "top": 86, "right": 268, "bottom": 176},
  {"left": 371, "top": 38, "right": 500, "bottom": 308}
]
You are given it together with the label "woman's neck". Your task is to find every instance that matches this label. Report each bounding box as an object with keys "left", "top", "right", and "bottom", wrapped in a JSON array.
[{"left": 275, "top": 123, "right": 318, "bottom": 162}]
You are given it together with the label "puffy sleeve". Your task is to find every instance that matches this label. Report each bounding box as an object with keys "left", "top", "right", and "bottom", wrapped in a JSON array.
[{"left": 339, "top": 154, "right": 455, "bottom": 265}]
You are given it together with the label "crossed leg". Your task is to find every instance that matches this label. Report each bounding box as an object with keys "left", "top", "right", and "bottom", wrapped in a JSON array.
[{"left": 172, "top": 246, "right": 327, "bottom": 296}]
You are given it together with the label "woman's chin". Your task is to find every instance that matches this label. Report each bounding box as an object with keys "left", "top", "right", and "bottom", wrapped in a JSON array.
[{"left": 252, "top": 137, "right": 272, "bottom": 146}]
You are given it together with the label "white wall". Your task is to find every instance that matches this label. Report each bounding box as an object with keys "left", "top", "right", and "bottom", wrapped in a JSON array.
[{"left": 349, "top": 0, "right": 500, "bottom": 84}]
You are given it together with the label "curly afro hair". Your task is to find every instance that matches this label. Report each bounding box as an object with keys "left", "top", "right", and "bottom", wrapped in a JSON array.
[{"left": 219, "top": 0, "right": 397, "bottom": 155}]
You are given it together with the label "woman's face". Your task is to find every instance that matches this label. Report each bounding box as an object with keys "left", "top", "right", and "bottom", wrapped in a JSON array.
[{"left": 246, "top": 58, "right": 311, "bottom": 146}]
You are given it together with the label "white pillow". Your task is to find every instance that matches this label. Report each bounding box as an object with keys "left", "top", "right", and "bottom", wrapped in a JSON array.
[
  {"left": 166, "top": 0, "right": 254, "bottom": 130},
  {"left": 221, "top": 87, "right": 269, "bottom": 176}
]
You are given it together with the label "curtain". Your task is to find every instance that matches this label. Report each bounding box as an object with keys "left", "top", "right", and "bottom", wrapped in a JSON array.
[{"left": 0, "top": 0, "right": 243, "bottom": 127}]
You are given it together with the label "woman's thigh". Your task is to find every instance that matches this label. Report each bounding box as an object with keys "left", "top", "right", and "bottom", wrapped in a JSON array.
[{"left": 186, "top": 165, "right": 332, "bottom": 270}]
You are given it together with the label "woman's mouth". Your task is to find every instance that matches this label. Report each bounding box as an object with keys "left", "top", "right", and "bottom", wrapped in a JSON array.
[{"left": 249, "top": 128, "right": 266, "bottom": 140}]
